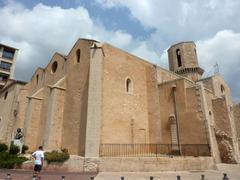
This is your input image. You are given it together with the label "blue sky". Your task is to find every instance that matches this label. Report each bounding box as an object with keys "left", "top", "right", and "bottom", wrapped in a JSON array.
[{"left": 0, "top": 0, "right": 240, "bottom": 100}]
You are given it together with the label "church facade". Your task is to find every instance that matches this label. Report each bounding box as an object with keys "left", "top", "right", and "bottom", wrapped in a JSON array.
[{"left": 0, "top": 39, "right": 240, "bottom": 165}]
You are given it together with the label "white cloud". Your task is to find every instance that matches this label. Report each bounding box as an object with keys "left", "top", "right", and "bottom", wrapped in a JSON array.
[
  {"left": 197, "top": 30, "right": 240, "bottom": 100},
  {"left": 95, "top": 0, "right": 240, "bottom": 48},
  {"left": 95, "top": 0, "right": 240, "bottom": 100},
  {"left": 0, "top": 1, "right": 137, "bottom": 80},
  {"left": 132, "top": 42, "right": 160, "bottom": 64},
  {"left": 1, "top": 1, "right": 240, "bottom": 100},
  {"left": 96, "top": 0, "right": 240, "bottom": 30}
]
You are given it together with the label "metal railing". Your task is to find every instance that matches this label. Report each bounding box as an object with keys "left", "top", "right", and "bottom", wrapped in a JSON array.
[
  {"left": 0, "top": 66, "right": 11, "bottom": 72},
  {"left": 100, "top": 144, "right": 211, "bottom": 157}
]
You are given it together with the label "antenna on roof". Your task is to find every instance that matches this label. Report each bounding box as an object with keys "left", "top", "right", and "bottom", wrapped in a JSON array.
[{"left": 214, "top": 62, "right": 219, "bottom": 74}]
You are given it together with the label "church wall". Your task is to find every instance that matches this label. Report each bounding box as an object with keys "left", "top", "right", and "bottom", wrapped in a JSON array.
[
  {"left": 20, "top": 39, "right": 93, "bottom": 155},
  {"left": 181, "top": 86, "right": 208, "bottom": 144},
  {"left": 202, "top": 88, "right": 221, "bottom": 162},
  {"left": 156, "top": 67, "right": 180, "bottom": 84},
  {"left": 203, "top": 90, "right": 215, "bottom": 126},
  {"left": 12, "top": 86, "right": 29, "bottom": 136},
  {"left": 22, "top": 53, "right": 66, "bottom": 152},
  {"left": 158, "top": 82, "right": 175, "bottom": 144},
  {"left": 159, "top": 79, "right": 209, "bottom": 146},
  {"left": 200, "top": 78, "right": 214, "bottom": 91},
  {"left": 43, "top": 88, "right": 65, "bottom": 150},
  {"left": 23, "top": 98, "right": 43, "bottom": 151},
  {"left": 233, "top": 103, "right": 240, "bottom": 148},
  {"left": 0, "top": 39, "right": 239, "bottom": 164},
  {"left": 212, "top": 97, "right": 239, "bottom": 163},
  {"left": 211, "top": 75, "right": 232, "bottom": 103},
  {"left": 61, "top": 40, "right": 92, "bottom": 155},
  {"left": 212, "top": 98, "right": 232, "bottom": 135},
  {"left": 101, "top": 44, "right": 154, "bottom": 144},
  {"left": 145, "top": 65, "right": 162, "bottom": 143},
  {"left": 211, "top": 75, "right": 240, "bottom": 162},
  {"left": 158, "top": 79, "right": 186, "bottom": 144},
  {"left": 28, "top": 68, "right": 45, "bottom": 96},
  {"left": 0, "top": 83, "right": 24, "bottom": 144}
]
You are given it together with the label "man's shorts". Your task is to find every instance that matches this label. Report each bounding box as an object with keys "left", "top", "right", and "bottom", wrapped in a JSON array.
[{"left": 34, "top": 164, "right": 42, "bottom": 172}]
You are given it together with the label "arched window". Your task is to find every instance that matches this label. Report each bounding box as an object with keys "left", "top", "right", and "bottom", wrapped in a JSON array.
[
  {"left": 4, "top": 91, "right": 8, "bottom": 100},
  {"left": 126, "top": 78, "right": 133, "bottom": 94},
  {"left": 76, "top": 49, "right": 81, "bottom": 63},
  {"left": 51, "top": 61, "right": 58, "bottom": 74},
  {"left": 176, "top": 49, "right": 182, "bottom": 67},
  {"left": 220, "top": 84, "right": 225, "bottom": 94}
]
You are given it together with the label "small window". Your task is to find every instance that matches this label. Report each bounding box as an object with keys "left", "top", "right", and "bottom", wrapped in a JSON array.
[
  {"left": 126, "top": 78, "right": 133, "bottom": 94},
  {"left": 76, "top": 49, "right": 81, "bottom": 63},
  {"left": 220, "top": 84, "right": 225, "bottom": 94},
  {"left": 176, "top": 49, "right": 182, "bottom": 67},
  {"left": 36, "top": 74, "right": 39, "bottom": 85},
  {"left": 4, "top": 91, "right": 8, "bottom": 100},
  {"left": 51, "top": 61, "right": 58, "bottom": 74},
  {"left": 209, "top": 111, "right": 212, "bottom": 116}
]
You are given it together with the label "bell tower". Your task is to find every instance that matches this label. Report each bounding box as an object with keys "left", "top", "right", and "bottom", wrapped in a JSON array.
[{"left": 167, "top": 41, "right": 204, "bottom": 81}]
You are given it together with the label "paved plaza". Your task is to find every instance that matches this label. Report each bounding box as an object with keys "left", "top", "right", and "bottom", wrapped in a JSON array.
[
  {"left": 0, "top": 169, "right": 97, "bottom": 180},
  {"left": 0, "top": 164, "right": 240, "bottom": 180},
  {"left": 95, "top": 164, "right": 240, "bottom": 180},
  {"left": 95, "top": 171, "right": 238, "bottom": 180}
]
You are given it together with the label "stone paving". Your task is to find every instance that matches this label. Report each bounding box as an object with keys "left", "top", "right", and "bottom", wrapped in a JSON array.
[
  {"left": 0, "top": 164, "right": 239, "bottom": 180},
  {"left": 95, "top": 164, "right": 240, "bottom": 180},
  {"left": 95, "top": 171, "right": 237, "bottom": 180},
  {"left": 0, "top": 169, "right": 97, "bottom": 180}
]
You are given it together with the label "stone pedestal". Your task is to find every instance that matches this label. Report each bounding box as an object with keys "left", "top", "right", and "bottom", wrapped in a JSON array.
[{"left": 13, "top": 140, "right": 23, "bottom": 153}]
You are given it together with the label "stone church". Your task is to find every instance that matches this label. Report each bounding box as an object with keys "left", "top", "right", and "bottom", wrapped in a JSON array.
[{"left": 0, "top": 39, "right": 240, "bottom": 169}]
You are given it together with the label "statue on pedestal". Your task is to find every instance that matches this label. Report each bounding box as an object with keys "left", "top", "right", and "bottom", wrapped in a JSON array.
[
  {"left": 14, "top": 128, "right": 23, "bottom": 140},
  {"left": 13, "top": 128, "right": 24, "bottom": 153}
]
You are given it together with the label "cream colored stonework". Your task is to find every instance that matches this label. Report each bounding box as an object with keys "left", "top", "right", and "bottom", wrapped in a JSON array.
[{"left": 0, "top": 39, "right": 240, "bottom": 168}]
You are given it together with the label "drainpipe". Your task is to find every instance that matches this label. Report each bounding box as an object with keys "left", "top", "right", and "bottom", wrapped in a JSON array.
[{"left": 172, "top": 85, "right": 182, "bottom": 155}]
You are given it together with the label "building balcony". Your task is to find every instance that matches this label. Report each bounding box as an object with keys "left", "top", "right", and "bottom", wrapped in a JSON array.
[
  {"left": 0, "top": 57, "right": 14, "bottom": 63},
  {"left": 0, "top": 67, "right": 11, "bottom": 74}
]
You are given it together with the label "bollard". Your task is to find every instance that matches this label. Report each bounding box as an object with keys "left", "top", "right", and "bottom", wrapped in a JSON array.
[
  {"left": 32, "top": 175, "right": 36, "bottom": 180},
  {"left": 121, "top": 177, "right": 124, "bottom": 180},
  {"left": 6, "top": 173, "right": 11, "bottom": 179},
  {"left": 90, "top": 176, "right": 95, "bottom": 180},
  {"left": 222, "top": 173, "right": 229, "bottom": 180},
  {"left": 61, "top": 175, "right": 66, "bottom": 180},
  {"left": 177, "top": 175, "right": 181, "bottom": 180},
  {"left": 201, "top": 174, "right": 205, "bottom": 180},
  {"left": 150, "top": 176, "right": 154, "bottom": 180}
]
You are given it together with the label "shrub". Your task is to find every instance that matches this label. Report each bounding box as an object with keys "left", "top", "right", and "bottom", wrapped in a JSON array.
[
  {"left": 0, "top": 143, "right": 8, "bottom": 152},
  {"left": 44, "top": 149, "right": 70, "bottom": 163},
  {"left": 0, "top": 152, "right": 28, "bottom": 169},
  {"left": 22, "top": 145, "right": 29, "bottom": 154},
  {"left": 9, "top": 144, "right": 20, "bottom": 155}
]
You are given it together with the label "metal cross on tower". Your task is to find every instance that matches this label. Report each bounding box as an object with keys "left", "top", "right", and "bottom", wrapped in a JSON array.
[{"left": 214, "top": 62, "right": 219, "bottom": 74}]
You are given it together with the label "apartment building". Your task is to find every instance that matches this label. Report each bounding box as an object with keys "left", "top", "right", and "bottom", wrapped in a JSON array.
[{"left": 0, "top": 43, "right": 18, "bottom": 88}]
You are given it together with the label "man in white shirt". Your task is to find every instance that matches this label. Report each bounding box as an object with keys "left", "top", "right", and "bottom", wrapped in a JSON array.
[{"left": 32, "top": 146, "right": 44, "bottom": 179}]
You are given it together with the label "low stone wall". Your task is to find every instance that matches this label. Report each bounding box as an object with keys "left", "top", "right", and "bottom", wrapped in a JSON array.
[
  {"left": 21, "top": 156, "right": 216, "bottom": 172},
  {"left": 22, "top": 155, "right": 85, "bottom": 172},
  {"left": 99, "top": 157, "right": 216, "bottom": 172}
]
